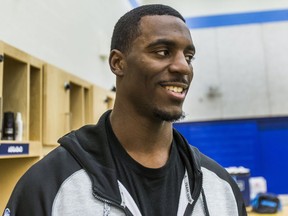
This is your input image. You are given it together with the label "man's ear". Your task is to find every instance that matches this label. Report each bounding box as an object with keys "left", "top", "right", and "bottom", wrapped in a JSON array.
[{"left": 109, "top": 49, "right": 125, "bottom": 76}]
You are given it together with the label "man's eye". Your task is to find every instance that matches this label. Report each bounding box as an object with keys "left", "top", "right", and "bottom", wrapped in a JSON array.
[
  {"left": 185, "top": 55, "right": 195, "bottom": 64},
  {"left": 157, "top": 50, "right": 169, "bottom": 56}
]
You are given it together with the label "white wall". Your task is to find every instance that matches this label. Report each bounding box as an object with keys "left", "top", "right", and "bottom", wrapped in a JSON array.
[
  {"left": 1, "top": 0, "right": 288, "bottom": 121},
  {"left": 0, "top": 0, "right": 132, "bottom": 89},
  {"left": 188, "top": 23, "right": 288, "bottom": 121}
]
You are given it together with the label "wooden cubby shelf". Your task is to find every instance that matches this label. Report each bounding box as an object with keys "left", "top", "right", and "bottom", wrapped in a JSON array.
[
  {"left": 0, "top": 40, "right": 116, "bottom": 213},
  {"left": 0, "top": 40, "right": 43, "bottom": 213}
]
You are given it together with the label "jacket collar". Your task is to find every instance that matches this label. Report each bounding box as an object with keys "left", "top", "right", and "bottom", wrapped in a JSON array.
[{"left": 58, "top": 110, "right": 203, "bottom": 209}]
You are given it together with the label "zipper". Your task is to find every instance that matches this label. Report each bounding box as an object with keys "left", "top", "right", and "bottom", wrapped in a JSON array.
[
  {"left": 92, "top": 191, "right": 128, "bottom": 215},
  {"left": 103, "top": 202, "right": 111, "bottom": 216}
]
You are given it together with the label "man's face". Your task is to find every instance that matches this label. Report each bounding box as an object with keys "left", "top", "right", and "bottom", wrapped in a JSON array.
[{"left": 120, "top": 15, "right": 195, "bottom": 122}]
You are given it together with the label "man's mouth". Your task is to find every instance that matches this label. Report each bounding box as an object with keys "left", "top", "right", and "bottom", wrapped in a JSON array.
[{"left": 165, "top": 86, "right": 184, "bottom": 94}]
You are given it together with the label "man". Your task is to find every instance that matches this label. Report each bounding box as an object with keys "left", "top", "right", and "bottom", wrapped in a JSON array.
[{"left": 3, "top": 4, "right": 247, "bottom": 216}]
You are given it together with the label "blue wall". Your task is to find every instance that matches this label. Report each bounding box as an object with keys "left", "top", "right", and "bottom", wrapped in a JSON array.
[
  {"left": 174, "top": 117, "right": 288, "bottom": 194},
  {"left": 128, "top": 1, "right": 288, "bottom": 29}
]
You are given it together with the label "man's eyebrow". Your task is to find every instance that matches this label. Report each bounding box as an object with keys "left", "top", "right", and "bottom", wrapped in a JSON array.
[
  {"left": 146, "top": 39, "right": 176, "bottom": 49},
  {"left": 146, "top": 39, "right": 196, "bottom": 53}
]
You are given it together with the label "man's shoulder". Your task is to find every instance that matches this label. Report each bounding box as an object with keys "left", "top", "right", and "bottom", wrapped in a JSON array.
[
  {"left": 4, "top": 146, "right": 83, "bottom": 215},
  {"left": 16, "top": 146, "right": 82, "bottom": 191}
]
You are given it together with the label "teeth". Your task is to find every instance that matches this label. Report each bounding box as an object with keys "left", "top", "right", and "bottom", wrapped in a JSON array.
[{"left": 165, "top": 86, "right": 183, "bottom": 93}]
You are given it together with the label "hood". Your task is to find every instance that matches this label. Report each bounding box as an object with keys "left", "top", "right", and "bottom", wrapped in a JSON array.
[{"left": 58, "top": 110, "right": 122, "bottom": 205}]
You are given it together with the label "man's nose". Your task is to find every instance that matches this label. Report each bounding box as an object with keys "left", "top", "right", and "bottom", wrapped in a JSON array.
[{"left": 168, "top": 52, "right": 192, "bottom": 75}]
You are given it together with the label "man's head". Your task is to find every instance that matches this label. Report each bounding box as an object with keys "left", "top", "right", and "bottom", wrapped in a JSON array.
[
  {"left": 110, "top": 4, "right": 186, "bottom": 54},
  {"left": 109, "top": 5, "right": 195, "bottom": 122}
]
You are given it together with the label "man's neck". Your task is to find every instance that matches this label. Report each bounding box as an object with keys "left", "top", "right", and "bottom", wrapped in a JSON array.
[{"left": 109, "top": 109, "right": 173, "bottom": 168}]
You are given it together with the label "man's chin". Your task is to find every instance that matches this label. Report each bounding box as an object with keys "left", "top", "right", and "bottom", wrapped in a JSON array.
[{"left": 153, "top": 108, "right": 185, "bottom": 122}]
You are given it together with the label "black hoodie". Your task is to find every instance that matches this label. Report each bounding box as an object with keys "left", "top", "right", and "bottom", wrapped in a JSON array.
[{"left": 3, "top": 111, "right": 247, "bottom": 216}]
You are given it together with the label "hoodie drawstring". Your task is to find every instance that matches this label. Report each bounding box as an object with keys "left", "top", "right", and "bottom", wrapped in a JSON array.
[{"left": 201, "top": 189, "right": 210, "bottom": 216}]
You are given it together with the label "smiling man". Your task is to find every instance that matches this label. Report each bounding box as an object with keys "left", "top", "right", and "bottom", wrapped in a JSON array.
[
  {"left": 110, "top": 14, "right": 195, "bottom": 123},
  {"left": 3, "top": 4, "right": 246, "bottom": 216}
]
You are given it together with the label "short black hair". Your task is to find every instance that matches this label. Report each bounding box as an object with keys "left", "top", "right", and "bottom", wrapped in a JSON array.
[{"left": 110, "top": 4, "right": 186, "bottom": 53}]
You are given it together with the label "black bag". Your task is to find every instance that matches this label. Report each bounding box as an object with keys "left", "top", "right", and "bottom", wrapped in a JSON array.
[{"left": 251, "top": 193, "right": 281, "bottom": 214}]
